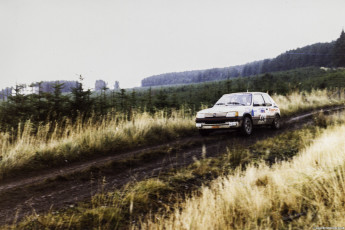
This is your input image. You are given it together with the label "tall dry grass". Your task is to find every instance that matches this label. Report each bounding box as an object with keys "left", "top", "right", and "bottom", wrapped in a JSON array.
[
  {"left": 141, "top": 119, "right": 345, "bottom": 229},
  {"left": 0, "top": 110, "right": 195, "bottom": 179},
  {"left": 272, "top": 89, "right": 344, "bottom": 116}
]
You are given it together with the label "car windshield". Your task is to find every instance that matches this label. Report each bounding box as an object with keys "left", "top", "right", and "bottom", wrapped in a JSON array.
[{"left": 214, "top": 93, "right": 252, "bottom": 106}]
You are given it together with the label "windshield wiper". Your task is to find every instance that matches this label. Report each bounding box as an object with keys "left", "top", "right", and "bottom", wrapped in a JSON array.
[
  {"left": 215, "top": 103, "right": 226, "bottom": 105},
  {"left": 227, "top": 102, "right": 245, "bottom": 106}
]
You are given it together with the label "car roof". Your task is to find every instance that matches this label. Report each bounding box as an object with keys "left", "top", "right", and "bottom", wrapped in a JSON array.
[{"left": 223, "top": 92, "right": 267, "bottom": 96}]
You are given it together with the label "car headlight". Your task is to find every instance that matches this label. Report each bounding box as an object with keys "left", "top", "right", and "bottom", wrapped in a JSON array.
[
  {"left": 196, "top": 113, "right": 205, "bottom": 118},
  {"left": 226, "top": 111, "right": 238, "bottom": 117}
]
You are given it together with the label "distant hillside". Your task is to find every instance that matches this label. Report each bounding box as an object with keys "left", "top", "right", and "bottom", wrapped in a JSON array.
[
  {"left": 141, "top": 32, "right": 345, "bottom": 87},
  {"left": 142, "top": 65, "right": 244, "bottom": 87}
]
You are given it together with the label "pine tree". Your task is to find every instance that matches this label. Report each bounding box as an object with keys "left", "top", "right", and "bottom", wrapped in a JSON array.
[
  {"left": 100, "top": 85, "right": 109, "bottom": 114},
  {"left": 111, "top": 90, "right": 116, "bottom": 109},
  {"left": 4, "top": 84, "right": 32, "bottom": 129},
  {"left": 127, "top": 89, "right": 136, "bottom": 120},
  {"left": 34, "top": 81, "right": 46, "bottom": 121},
  {"left": 155, "top": 89, "right": 168, "bottom": 109},
  {"left": 50, "top": 81, "right": 68, "bottom": 119},
  {"left": 333, "top": 30, "right": 345, "bottom": 67},
  {"left": 119, "top": 89, "right": 127, "bottom": 112},
  {"left": 226, "top": 77, "right": 232, "bottom": 93},
  {"left": 130, "top": 90, "right": 136, "bottom": 108},
  {"left": 70, "top": 75, "right": 93, "bottom": 118},
  {"left": 170, "top": 93, "right": 178, "bottom": 109},
  {"left": 146, "top": 87, "right": 153, "bottom": 113}
]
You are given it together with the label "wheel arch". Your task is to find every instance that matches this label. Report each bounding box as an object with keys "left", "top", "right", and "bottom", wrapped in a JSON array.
[
  {"left": 242, "top": 112, "right": 253, "bottom": 121},
  {"left": 241, "top": 112, "right": 253, "bottom": 135}
]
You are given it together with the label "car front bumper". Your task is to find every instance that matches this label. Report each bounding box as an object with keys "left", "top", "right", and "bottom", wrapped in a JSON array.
[{"left": 195, "top": 117, "right": 242, "bottom": 129}]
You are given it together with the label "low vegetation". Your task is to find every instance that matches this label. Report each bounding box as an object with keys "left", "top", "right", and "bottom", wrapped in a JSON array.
[
  {"left": 0, "top": 89, "right": 343, "bottom": 181},
  {"left": 2, "top": 67, "right": 345, "bottom": 133},
  {"left": 0, "top": 110, "right": 195, "bottom": 180},
  {"left": 139, "top": 67, "right": 345, "bottom": 112},
  {"left": 141, "top": 113, "right": 345, "bottom": 229},
  {"left": 272, "top": 89, "right": 345, "bottom": 117},
  {"left": 5, "top": 110, "right": 344, "bottom": 229}
]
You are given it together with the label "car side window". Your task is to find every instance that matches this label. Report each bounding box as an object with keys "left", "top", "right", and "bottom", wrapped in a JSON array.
[
  {"left": 262, "top": 94, "right": 272, "bottom": 106},
  {"left": 253, "top": 94, "right": 265, "bottom": 106}
]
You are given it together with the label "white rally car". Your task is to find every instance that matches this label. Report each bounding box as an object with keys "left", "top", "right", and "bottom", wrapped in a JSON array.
[{"left": 195, "top": 92, "right": 281, "bottom": 136}]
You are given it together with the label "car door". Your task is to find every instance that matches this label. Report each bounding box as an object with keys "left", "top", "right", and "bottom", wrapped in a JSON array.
[
  {"left": 262, "top": 93, "right": 275, "bottom": 124},
  {"left": 252, "top": 94, "right": 267, "bottom": 125}
]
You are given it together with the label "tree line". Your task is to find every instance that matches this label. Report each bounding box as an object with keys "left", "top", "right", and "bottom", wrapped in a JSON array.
[
  {"left": 1, "top": 67, "right": 345, "bottom": 134},
  {"left": 142, "top": 30, "right": 345, "bottom": 87}
]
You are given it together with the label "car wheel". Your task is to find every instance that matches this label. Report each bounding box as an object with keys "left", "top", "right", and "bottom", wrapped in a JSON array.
[
  {"left": 272, "top": 114, "right": 280, "bottom": 129},
  {"left": 242, "top": 116, "right": 253, "bottom": 136},
  {"left": 199, "top": 129, "right": 211, "bottom": 136}
]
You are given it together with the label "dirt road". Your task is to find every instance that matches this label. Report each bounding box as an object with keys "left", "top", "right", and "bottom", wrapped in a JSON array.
[{"left": 0, "top": 105, "right": 344, "bottom": 225}]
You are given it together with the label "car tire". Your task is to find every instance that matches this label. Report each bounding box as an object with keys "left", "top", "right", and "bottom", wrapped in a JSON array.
[
  {"left": 272, "top": 114, "right": 280, "bottom": 130},
  {"left": 199, "top": 129, "right": 211, "bottom": 136},
  {"left": 242, "top": 116, "right": 253, "bottom": 136}
]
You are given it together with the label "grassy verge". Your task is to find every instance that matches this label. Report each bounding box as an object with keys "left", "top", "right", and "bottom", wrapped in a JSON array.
[
  {"left": 272, "top": 89, "right": 345, "bottom": 117},
  {"left": 5, "top": 111, "right": 344, "bottom": 229},
  {"left": 0, "top": 111, "right": 195, "bottom": 180},
  {"left": 141, "top": 113, "right": 345, "bottom": 229}
]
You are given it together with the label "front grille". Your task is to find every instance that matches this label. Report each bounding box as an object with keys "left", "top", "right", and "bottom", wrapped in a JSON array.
[
  {"left": 196, "top": 117, "right": 240, "bottom": 124},
  {"left": 204, "top": 112, "right": 227, "bottom": 117},
  {"left": 204, "top": 120, "right": 228, "bottom": 124}
]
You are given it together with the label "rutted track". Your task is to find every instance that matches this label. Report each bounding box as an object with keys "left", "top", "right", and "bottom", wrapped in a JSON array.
[{"left": 0, "top": 105, "right": 344, "bottom": 225}]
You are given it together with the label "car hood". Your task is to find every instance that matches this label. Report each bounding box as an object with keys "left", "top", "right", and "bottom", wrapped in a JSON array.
[{"left": 197, "top": 106, "right": 250, "bottom": 117}]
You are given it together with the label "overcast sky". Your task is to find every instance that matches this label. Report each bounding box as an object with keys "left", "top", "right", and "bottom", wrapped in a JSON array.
[{"left": 1, "top": 0, "right": 344, "bottom": 90}]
